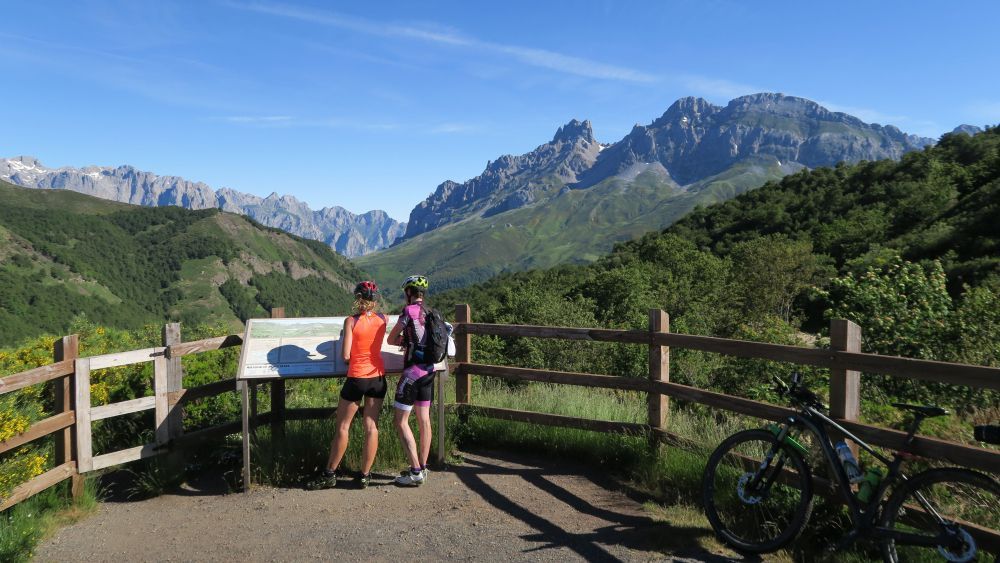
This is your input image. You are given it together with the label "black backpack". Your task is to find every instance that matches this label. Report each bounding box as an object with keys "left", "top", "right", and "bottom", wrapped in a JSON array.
[{"left": 406, "top": 304, "right": 449, "bottom": 365}]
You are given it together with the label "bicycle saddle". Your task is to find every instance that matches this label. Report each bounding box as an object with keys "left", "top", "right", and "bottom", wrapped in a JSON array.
[{"left": 891, "top": 403, "right": 948, "bottom": 418}]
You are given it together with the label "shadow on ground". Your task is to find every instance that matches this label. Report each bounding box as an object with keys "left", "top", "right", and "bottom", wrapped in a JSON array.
[{"left": 453, "top": 448, "right": 737, "bottom": 562}]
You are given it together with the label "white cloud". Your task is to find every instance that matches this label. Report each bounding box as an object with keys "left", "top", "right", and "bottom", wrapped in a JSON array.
[
  {"left": 212, "top": 114, "right": 401, "bottom": 131},
  {"left": 229, "top": 1, "right": 658, "bottom": 83},
  {"left": 215, "top": 114, "right": 477, "bottom": 134},
  {"left": 219, "top": 115, "right": 293, "bottom": 124},
  {"left": 429, "top": 122, "right": 476, "bottom": 134}
]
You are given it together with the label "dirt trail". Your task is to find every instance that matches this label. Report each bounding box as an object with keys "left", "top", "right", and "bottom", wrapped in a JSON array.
[{"left": 35, "top": 449, "right": 738, "bottom": 562}]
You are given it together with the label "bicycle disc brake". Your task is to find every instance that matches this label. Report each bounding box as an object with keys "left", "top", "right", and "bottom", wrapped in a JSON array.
[
  {"left": 937, "top": 525, "right": 976, "bottom": 562},
  {"left": 737, "top": 472, "right": 764, "bottom": 504}
]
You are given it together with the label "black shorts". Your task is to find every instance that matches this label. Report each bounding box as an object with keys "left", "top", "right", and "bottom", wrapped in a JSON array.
[
  {"left": 393, "top": 371, "right": 436, "bottom": 410},
  {"left": 340, "top": 376, "right": 388, "bottom": 402}
]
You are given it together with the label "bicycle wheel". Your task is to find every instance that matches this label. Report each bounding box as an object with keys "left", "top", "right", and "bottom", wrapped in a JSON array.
[
  {"left": 881, "top": 467, "right": 999, "bottom": 562},
  {"left": 702, "top": 428, "right": 814, "bottom": 553}
]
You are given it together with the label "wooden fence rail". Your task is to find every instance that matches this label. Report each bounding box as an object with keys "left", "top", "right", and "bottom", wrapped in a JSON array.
[{"left": 458, "top": 322, "right": 1000, "bottom": 390}]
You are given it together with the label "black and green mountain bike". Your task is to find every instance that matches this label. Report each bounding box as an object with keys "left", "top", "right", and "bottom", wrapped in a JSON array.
[{"left": 701, "top": 372, "right": 999, "bottom": 561}]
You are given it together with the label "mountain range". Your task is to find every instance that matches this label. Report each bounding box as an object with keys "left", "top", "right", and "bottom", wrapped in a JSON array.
[
  {"left": 0, "top": 157, "right": 405, "bottom": 257},
  {"left": 4, "top": 92, "right": 983, "bottom": 293},
  {"left": 359, "top": 93, "right": 948, "bottom": 290}
]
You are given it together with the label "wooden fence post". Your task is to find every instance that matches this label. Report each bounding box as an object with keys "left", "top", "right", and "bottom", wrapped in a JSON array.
[
  {"left": 53, "top": 334, "right": 84, "bottom": 500},
  {"left": 153, "top": 352, "right": 170, "bottom": 448},
  {"left": 74, "top": 358, "right": 93, "bottom": 473},
  {"left": 830, "top": 319, "right": 862, "bottom": 453},
  {"left": 455, "top": 305, "right": 472, "bottom": 405},
  {"left": 162, "top": 323, "right": 185, "bottom": 471},
  {"left": 648, "top": 310, "right": 669, "bottom": 449},
  {"left": 269, "top": 307, "right": 286, "bottom": 441},
  {"left": 240, "top": 378, "right": 251, "bottom": 492}
]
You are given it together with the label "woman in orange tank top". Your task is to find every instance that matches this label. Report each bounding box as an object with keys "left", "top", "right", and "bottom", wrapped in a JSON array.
[{"left": 308, "top": 281, "right": 386, "bottom": 490}]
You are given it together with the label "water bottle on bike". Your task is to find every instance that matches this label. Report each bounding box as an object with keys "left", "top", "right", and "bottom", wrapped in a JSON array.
[{"left": 835, "top": 440, "right": 864, "bottom": 483}]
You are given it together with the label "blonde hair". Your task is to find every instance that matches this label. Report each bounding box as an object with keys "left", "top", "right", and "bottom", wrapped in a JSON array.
[{"left": 353, "top": 297, "right": 378, "bottom": 315}]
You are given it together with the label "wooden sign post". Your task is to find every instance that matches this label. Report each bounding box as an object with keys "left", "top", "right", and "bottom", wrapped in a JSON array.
[{"left": 237, "top": 313, "right": 450, "bottom": 491}]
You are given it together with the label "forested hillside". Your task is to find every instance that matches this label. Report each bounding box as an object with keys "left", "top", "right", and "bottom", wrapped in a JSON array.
[
  {"left": 0, "top": 180, "right": 362, "bottom": 346},
  {"left": 662, "top": 126, "right": 1000, "bottom": 291},
  {"left": 435, "top": 128, "right": 1000, "bottom": 413}
]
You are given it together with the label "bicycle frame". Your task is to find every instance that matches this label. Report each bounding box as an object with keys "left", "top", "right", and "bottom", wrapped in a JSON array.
[{"left": 774, "top": 405, "right": 955, "bottom": 547}]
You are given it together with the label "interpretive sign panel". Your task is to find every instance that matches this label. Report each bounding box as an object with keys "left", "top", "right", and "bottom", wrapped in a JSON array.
[{"left": 236, "top": 316, "right": 405, "bottom": 379}]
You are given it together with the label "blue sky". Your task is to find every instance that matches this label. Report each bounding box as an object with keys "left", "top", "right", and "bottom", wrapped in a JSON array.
[{"left": 2, "top": 1, "right": 998, "bottom": 220}]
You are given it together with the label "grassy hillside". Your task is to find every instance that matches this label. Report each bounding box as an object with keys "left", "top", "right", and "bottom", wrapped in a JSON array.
[
  {"left": 358, "top": 156, "right": 786, "bottom": 292},
  {"left": 0, "top": 180, "right": 363, "bottom": 346}
]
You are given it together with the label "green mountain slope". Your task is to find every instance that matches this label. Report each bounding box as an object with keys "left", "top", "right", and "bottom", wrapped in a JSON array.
[
  {"left": 430, "top": 128, "right": 1000, "bottom": 412},
  {"left": 658, "top": 128, "right": 1000, "bottom": 289},
  {"left": 358, "top": 157, "right": 786, "bottom": 292},
  {"left": 0, "top": 179, "right": 362, "bottom": 345}
]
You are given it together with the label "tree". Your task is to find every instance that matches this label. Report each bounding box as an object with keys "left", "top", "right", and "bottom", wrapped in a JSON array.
[
  {"left": 729, "top": 235, "right": 822, "bottom": 327},
  {"left": 821, "top": 252, "right": 951, "bottom": 360}
]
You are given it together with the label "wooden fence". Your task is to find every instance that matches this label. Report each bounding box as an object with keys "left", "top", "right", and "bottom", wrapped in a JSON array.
[
  {"left": 450, "top": 305, "right": 1000, "bottom": 473},
  {"left": 1, "top": 304, "right": 998, "bottom": 529},
  {"left": 0, "top": 310, "right": 266, "bottom": 512}
]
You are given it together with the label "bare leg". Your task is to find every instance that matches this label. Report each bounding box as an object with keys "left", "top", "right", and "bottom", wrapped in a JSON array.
[
  {"left": 326, "top": 398, "right": 359, "bottom": 471},
  {"left": 394, "top": 408, "right": 421, "bottom": 469},
  {"left": 360, "top": 397, "right": 383, "bottom": 474},
  {"left": 414, "top": 405, "right": 432, "bottom": 467}
]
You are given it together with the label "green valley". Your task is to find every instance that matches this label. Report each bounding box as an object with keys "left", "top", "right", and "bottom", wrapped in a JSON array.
[
  {"left": 358, "top": 156, "right": 786, "bottom": 292},
  {"left": 0, "top": 179, "right": 362, "bottom": 346}
]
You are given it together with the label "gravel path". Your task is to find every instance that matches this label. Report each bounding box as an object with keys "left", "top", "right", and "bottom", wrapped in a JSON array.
[{"left": 35, "top": 449, "right": 738, "bottom": 562}]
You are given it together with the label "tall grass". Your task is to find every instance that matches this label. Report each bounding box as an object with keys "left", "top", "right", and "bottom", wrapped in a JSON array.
[
  {"left": 0, "top": 478, "right": 100, "bottom": 562},
  {"left": 458, "top": 378, "right": 743, "bottom": 498}
]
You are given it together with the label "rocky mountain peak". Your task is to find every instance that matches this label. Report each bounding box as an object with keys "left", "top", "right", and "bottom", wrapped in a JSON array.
[
  {"left": 552, "top": 119, "right": 595, "bottom": 144},
  {"left": 725, "top": 93, "right": 829, "bottom": 120},
  {"left": 650, "top": 97, "right": 716, "bottom": 128},
  {"left": 11, "top": 155, "right": 43, "bottom": 167},
  {"left": 952, "top": 124, "right": 984, "bottom": 136}
]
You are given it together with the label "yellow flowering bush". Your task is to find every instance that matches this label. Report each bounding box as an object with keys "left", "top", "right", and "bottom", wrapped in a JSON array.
[
  {"left": 0, "top": 449, "right": 48, "bottom": 500},
  {"left": 0, "top": 315, "right": 239, "bottom": 499},
  {"left": 0, "top": 410, "right": 31, "bottom": 443}
]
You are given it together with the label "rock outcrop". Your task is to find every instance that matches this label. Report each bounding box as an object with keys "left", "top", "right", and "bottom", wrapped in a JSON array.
[{"left": 403, "top": 119, "right": 601, "bottom": 238}]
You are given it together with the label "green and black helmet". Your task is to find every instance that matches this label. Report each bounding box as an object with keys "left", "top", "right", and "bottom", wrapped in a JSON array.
[{"left": 400, "top": 275, "right": 429, "bottom": 291}]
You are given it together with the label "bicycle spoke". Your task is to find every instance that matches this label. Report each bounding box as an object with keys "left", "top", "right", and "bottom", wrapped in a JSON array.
[
  {"left": 702, "top": 429, "right": 814, "bottom": 553},
  {"left": 882, "top": 468, "right": 999, "bottom": 562}
]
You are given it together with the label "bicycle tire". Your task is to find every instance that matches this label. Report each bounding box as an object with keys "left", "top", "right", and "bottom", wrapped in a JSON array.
[
  {"left": 881, "top": 467, "right": 1000, "bottom": 562},
  {"left": 702, "top": 428, "right": 815, "bottom": 553}
]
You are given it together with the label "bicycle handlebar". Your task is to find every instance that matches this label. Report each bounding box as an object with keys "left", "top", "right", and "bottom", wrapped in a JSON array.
[{"left": 773, "top": 372, "right": 827, "bottom": 411}]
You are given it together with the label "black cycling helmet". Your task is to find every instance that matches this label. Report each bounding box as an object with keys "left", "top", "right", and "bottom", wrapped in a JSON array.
[{"left": 354, "top": 280, "right": 379, "bottom": 301}]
